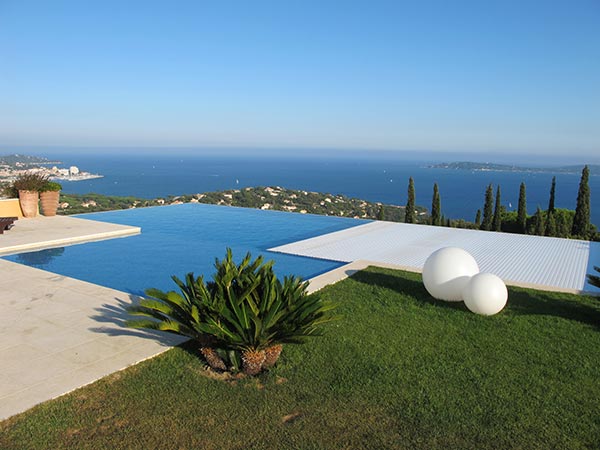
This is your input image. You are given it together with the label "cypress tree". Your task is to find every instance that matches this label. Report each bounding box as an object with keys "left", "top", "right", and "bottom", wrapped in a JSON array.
[
  {"left": 571, "top": 165, "right": 591, "bottom": 238},
  {"left": 377, "top": 205, "right": 385, "bottom": 221},
  {"left": 556, "top": 211, "right": 571, "bottom": 238},
  {"left": 446, "top": 218, "right": 451, "bottom": 227},
  {"left": 405, "top": 177, "right": 416, "bottom": 224},
  {"left": 534, "top": 206, "right": 545, "bottom": 236},
  {"left": 481, "top": 184, "right": 494, "bottom": 231},
  {"left": 493, "top": 185, "right": 502, "bottom": 231},
  {"left": 475, "top": 209, "right": 481, "bottom": 226},
  {"left": 548, "top": 176, "right": 556, "bottom": 213},
  {"left": 431, "top": 183, "right": 441, "bottom": 226},
  {"left": 517, "top": 182, "right": 527, "bottom": 234},
  {"left": 545, "top": 210, "right": 557, "bottom": 237}
]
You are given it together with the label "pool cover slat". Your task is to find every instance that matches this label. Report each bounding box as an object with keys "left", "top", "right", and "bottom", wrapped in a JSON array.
[{"left": 270, "top": 221, "right": 598, "bottom": 292}]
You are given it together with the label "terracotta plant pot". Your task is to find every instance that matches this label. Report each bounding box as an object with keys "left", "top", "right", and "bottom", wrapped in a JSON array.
[
  {"left": 40, "top": 191, "right": 60, "bottom": 217},
  {"left": 18, "top": 190, "right": 39, "bottom": 218}
]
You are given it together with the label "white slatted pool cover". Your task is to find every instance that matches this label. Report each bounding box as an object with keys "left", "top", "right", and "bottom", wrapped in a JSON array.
[{"left": 270, "top": 221, "right": 599, "bottom": 292}]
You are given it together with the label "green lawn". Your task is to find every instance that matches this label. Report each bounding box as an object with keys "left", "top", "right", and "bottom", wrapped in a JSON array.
[{"left": 1, "top": 267, "right": 599, "bottom": 449}]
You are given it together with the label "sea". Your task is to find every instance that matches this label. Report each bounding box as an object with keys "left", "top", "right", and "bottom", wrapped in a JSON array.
[{"left": 39, "top": 151, "right": 600, "bottom": 228}]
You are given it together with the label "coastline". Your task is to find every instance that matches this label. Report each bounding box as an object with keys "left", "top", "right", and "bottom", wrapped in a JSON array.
[{"left": 51, "top": 174, "right": 104, "bottom": 182}]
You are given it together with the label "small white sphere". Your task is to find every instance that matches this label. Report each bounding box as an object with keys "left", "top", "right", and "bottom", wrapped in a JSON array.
[
  {"left": 463, "top": 273, "right": 508, "bottom": 316},
  {"left": 422, "top": 247, "right": 479, "bottom": 301}
]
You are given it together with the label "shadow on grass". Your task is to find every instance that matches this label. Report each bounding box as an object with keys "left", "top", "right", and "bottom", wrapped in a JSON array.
[
  {"left": 349, "top": 268, "right": 600, "bottom": 328},
  {"left": 508, "top": 289, "right": 600, "bottom": 329},
  {"left": 178, "top": 339, "right": 204, "bottom": 359},
  {"left": 348, "top": 269, "right": 467, "bottom": 311}
]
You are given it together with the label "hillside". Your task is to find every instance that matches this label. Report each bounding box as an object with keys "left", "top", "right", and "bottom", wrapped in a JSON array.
[
  {"left": 0, "top": 154, "right": 60, "bottom": 167},
  {"left": 59, "top": 186, "right": 428, "bottom": 222}
]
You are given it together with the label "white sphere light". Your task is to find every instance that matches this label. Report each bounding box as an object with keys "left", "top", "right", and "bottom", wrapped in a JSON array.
[
  {"left": 422, "top": 247, "right": 479, "bottom": 301},
  {"left": 462, "top": 273, "right": 508, "bottom": 316}
]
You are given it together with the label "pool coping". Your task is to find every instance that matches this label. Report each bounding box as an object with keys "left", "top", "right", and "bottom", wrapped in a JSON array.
[{"left": 0, "top": 215, "right": 140, "bottom": 256}]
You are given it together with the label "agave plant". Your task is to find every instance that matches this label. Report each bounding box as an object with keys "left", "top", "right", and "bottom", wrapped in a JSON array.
[{"left": 126, "top": 249, "right": 336, "bottom": 375}]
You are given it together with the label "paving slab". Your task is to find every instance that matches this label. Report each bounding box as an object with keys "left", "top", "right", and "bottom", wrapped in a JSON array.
[{"left": 0, "top": 259, "right": 186, "bottom": 421}]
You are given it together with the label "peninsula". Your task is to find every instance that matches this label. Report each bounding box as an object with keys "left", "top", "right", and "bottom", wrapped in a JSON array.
[
  {"left": 0, "top": 153, "right": 103, "bottom": 182},
  {"left": 429, "top": 161, "right": 599, "bottom": 175}
]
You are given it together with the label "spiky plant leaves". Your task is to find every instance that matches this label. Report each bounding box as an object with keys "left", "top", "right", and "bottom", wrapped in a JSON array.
[
  {"left": 126, "top": 248, "right": 337, "bottom": 374},
  {"left": 587, "top": 266, "right": 600, "bottom": 289},
  {"left": 125, "top": 317, "right": 196, "bottom": 337}
]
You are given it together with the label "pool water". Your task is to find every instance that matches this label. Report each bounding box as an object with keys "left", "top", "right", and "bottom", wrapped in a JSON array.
[{"left": 3, "top": 204, "right": 369, "bottom": 295}]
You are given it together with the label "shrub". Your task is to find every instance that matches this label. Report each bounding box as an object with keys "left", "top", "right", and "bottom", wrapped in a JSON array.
[
  {"left": 126, "top": 249, "right": 336, "bottom": 375},
  {"left": 12, "top": 172, "right": 49, "bottom": 192},
  {"left": 41, "top": 181, "right": 62, "bottom": 192},
  {"left": 0, "top": 181, "right": 17, "bottom": 198}
]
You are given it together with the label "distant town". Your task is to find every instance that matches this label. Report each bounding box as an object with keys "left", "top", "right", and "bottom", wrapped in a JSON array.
[{"left": 0, "top": 153, "right": 103, "bottom": 183}]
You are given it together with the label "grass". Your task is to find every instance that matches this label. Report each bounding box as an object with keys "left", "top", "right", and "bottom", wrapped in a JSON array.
[{"left": 1, "top": 267, "right": 599, "bottom": 449}]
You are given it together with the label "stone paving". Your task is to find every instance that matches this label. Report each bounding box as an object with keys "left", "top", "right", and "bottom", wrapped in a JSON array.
[
  {"left": 0, "top": 259, "right": 185, "bottom": 420},
  {"left": 0, "top": 214, "right": 140, "bottom": 256},
  {"left": 0, "top": 215, "right": 178, "bottom": 420}
]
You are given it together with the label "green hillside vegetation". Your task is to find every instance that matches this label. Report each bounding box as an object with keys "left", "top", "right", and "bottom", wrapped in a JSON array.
[
  {"left": 53, "top": 188, "right": 600, "bottom": 241},
  {"left": 0, "top": 153, "right": 59, "bottom": 167},
  {"left": 58, "top": 193, "right": 159, "bottom": 214},
  {"left": 58, "top": 186, "right": 428, "bottom": 222}
]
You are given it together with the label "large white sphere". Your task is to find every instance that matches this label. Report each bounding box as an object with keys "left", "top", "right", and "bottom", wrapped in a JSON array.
[
  {"left": 422, "top": 247, "right": 479, "bottom": 301},
  {"left": 463, "top": 273, "right": 508, "bottom": 316}
]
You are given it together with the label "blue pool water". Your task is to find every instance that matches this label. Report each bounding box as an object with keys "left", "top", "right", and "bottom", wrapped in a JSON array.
[{"left": 3, "top": 204, "right": 369, "bottom": 295}]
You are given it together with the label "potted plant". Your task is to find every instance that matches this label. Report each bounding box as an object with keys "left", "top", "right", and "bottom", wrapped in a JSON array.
[
  {"left": 39, "top": 181, "right": 62, "bottom": 216},
  {"left": 12, "top": 173, "right": 49, "bottom": 218}
]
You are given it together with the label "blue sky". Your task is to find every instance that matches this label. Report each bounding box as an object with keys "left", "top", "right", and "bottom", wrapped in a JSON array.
[{"left": 1, "top": 0, "right": 599, "bottom": 158}]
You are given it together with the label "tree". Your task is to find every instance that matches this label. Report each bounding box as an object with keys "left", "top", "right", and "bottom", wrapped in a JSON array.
[
  {"left": 572, "top": 165, "right": 591, "bottom": 238},
  {"left": 548, "top": 176, "right": 556, "bottom": 213},
  {"left": 555, "top": 208, "right": 575, "bottom": 238},
  {"left": 545, "top": 210, "right": 557, "bottom": 237},
  {"left": 431, "top": 183, "right": 441, "bottom": 226},
  {"left": 377, "top": 204, "right": 385, "bottom": 221},
  {"left": 475, "top": 209, "right": 481, "bottom": 227},
  {"left": 493, "top": 185, "right": 502, "bottom": 231},
  {"left": 481, "top": 184, "right": 494, "bottom": 231},
  {"left": 405, "top": 177, "right": 416, "bottom": 223},
  {"left": 517, "top": 182, "right": 527, "bottom": 234},
  {"left": 534, "top": 206, "right": 545, "bottom": 236}
]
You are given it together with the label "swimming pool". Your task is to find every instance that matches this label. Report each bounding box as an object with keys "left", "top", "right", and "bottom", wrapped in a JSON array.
[{"left": 3, "top": 204, "right": 369, "bottom": 295}]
